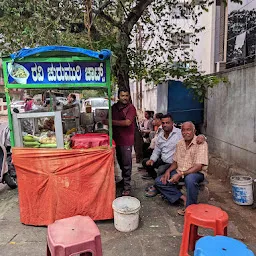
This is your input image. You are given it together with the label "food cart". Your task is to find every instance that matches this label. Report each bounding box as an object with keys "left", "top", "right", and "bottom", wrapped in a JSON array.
[{"left": 1, "top": 46, "right": 115, "bottom": 225}]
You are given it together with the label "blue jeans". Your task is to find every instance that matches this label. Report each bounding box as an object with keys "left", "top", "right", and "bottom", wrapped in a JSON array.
[{"left": 155, "top": 170, "right": 204, "bottom": 207}]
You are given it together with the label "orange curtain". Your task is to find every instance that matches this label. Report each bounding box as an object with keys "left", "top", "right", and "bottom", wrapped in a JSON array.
[{"left": 12, "top": 146, "right": 115, "bottom": 226}]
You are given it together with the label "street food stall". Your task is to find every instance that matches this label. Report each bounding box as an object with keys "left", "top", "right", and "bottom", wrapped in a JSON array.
[{"left": 2, "top": 46, "right": 115, "bottom": 225}]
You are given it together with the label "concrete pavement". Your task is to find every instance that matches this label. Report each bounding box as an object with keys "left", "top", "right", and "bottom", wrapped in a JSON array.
[{"left": 0, "top": 160, "right": 255, "bottom": 256}]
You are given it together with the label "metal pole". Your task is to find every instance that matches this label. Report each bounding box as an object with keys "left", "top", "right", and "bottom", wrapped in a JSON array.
[
  {"left": 5, "top": 89, "right": 15, "bottom": 146},
  {"left": 106, "top": 60, "right": 112, "bottom": 147},
  {"left": 2, "top": 60, "right": 15, "bottom": 146},
  {"left": 138, "top": 24, "right": 143, "bottom": 110}
]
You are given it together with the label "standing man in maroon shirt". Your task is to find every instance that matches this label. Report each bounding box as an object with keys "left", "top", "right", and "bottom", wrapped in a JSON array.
[{"left": 111, "top": 89, "right": 137, "bottom": 196}]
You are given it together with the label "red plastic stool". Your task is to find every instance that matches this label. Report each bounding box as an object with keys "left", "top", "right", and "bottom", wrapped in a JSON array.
[
  {"left": 179, "top": 204, "right": 228, "bottom": 256},
  {"left": 47, "top": 215, "right": 103, "bottom": 256}
]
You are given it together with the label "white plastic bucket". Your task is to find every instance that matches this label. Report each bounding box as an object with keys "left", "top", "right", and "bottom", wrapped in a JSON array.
[
  {"left": 112, "top": 196, "right": 141, "bottom": 232},
  {"left": 230, "top": 176, "right": 253, "bottom": 205}
]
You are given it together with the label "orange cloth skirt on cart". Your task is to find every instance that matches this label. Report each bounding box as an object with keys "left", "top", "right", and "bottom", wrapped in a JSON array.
[{"left": 12, "top": 146, "right": 115, "bottom": 226}]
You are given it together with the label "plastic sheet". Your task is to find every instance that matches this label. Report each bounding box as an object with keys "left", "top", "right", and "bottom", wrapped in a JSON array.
[
  {"left": 12, "top": 146, "right": 115, "bottom": 225},
  {"left": 71, "top": 134, "right": 115, "bottom": 149},
  {"left": 10, "top": 46, "right": 111, "bottom": 61}
]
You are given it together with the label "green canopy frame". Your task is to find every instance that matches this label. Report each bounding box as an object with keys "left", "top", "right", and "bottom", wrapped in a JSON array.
[{"left": 2, "top": 53, "right": 113, "bottom": 147}]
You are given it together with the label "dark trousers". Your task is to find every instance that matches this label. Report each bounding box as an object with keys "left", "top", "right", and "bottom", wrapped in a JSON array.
[
  {"left": 143, "top": 144, "right": 153, "bottom": 159},
  {"left": 142, "top": 158, "right": 171, "bottom": 179},
  {"left": 155, "top": 170, "right": 204, "bottom": 207},
  {"left": 116, "top": 145, "right": 132, "bottom": 191},
  {"left": 134, "top": 126, "right": 144, "bottom": 163}
]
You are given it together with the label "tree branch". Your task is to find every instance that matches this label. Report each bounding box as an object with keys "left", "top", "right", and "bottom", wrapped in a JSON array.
[
  {"left": 97, "top": 10, "right": 122, "bottom": 28},
  {"left": 118, "top": 0, "right": 129, "bottom": 17},
  {"left": 123, "top": 0, "right": 154, "bottom": 34},
  {"left": 92, "top": 0, "right": 121, "bottom": 29},
  {"left": 99, "top": 0, "right": 113, "bottom": 12},
  {"left": 92, "top": 0, "right": 112, "bottom": 19}
]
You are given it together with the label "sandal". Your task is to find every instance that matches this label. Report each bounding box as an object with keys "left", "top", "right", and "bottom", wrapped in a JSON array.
[
  {"left": 145, "top": 189, "right": 159, "bottom": 197},
  {"left": 122, "top": 190, "right": 131, "bottom": 196},
  {"left": 177, "top": 208, "right": 186, "bottom": 216}
]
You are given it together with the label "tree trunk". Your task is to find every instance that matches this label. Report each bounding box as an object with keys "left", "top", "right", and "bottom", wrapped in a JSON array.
[{"left": 114, "top": 31, "right": 131, "bottom": 92}]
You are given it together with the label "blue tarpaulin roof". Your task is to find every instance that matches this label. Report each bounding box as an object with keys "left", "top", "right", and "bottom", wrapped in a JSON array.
[{"left": 10, "top": 46, "right": 111, "bottom": 61}]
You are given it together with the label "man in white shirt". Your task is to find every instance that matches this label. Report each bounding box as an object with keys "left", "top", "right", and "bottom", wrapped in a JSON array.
[{"left": 141, "top": 114, "right": 182, "bottom": 179}]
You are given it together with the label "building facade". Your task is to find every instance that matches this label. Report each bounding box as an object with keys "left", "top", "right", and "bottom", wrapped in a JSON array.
[
  {"left": 200, "top": 0, "right": 256, "bottom": 175},
  {"left": 130, "top": 3, "right": 196, "bottom": 114}
]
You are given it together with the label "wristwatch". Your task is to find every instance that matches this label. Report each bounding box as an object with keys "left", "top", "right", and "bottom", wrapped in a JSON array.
[
  {"left": 181, "top": 170, "right": 187, "bottom": 179},
  {"left": 180, "top": 168, "right": 185, "bottom": 179}
]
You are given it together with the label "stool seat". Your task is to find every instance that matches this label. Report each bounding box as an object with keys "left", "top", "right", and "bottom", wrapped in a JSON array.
[
  {"left": 195, "top": 236, "right": 254, "bottom": 256},
  {"left": 179, "top": 204, "right": 229, "bottom": 256},
  {"left": 47, "top": 215, "right": 102, "bottom": 256},
  {"left": 186, "top": 204, "right": 229, "bottom": 229}
]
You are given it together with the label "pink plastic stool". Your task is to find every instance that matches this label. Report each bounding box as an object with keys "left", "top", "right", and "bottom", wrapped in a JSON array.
[{"left": 47, "top": 215, "right": 103, "bottom": 256}]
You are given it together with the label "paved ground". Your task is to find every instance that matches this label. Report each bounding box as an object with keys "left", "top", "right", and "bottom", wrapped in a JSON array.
[{"left": 0, "top": 158, "right": 255, "bottom": 256}]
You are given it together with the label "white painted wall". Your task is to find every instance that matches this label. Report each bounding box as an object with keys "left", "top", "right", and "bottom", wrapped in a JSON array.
[
  {"left": 141, "top": 83, "right": 157, "bottom": 112},
  {"left": 157, "top": 82, "right": 168, "bottom": 114},
  {"left": 130, "top": 79, "right": 138, "bottom": 109},
  {"left": 130, "top": 79, "right": 157, "bottom": 113},
  {"left": 192, "top": 4, "right": 216, "bottom": 74}
]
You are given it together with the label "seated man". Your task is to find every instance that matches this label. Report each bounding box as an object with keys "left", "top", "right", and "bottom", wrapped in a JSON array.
[
  {"left": 154, "top": 121, "right": 208, "bottom": 215},
  {"left": 139, "top": 112, "right": 163, "bottom": 161},
  {"left": 140, "top": 110, "right": 154, "bottom": 157},
  {"left": 141, "top": 113, "right": 182, "bottom": 180},
  {"left": 140, "top": 110, "right": 154, "bottom": 137}
]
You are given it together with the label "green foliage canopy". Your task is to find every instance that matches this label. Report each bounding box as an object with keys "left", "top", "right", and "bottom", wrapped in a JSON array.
[{"left": 0, "top": 0, "right": 236, "bottom": 101}]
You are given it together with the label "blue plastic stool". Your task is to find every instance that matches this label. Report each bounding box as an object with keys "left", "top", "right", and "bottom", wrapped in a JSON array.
[{"left": 194, "top": 236, "right": 255, "bottom": 256}]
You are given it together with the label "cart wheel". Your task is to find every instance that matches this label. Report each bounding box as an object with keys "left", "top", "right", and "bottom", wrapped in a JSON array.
[{"left": 3, "top": 173, "right": 17, "bottom": 189}]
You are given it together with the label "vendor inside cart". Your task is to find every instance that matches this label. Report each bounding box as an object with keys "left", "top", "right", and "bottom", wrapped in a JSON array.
[
  {"left": 63, "top": 93, "right": 80, "bottom": 111},
  {"left": 67, "top": 93, "right": 79, "bottom": 107}
]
